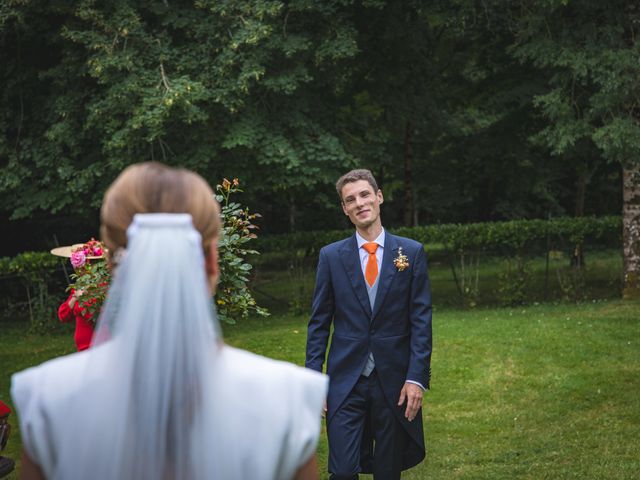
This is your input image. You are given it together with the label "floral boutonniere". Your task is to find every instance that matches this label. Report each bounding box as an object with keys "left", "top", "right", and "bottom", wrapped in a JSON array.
[{"left": 394, "top": 247, "right": 410, "bottom": 271}]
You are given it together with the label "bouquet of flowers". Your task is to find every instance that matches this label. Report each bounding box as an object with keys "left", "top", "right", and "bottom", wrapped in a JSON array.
[
  {"left": 69, "top": 238, "right": 105, "bottom": 269},
  {"left": 66, "top": 239, "right": 111, "bottom": 322}
]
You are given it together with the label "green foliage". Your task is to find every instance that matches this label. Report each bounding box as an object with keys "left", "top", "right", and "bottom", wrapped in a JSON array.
[
  {"left": 454, "top": 250, "right": 481, "bottom": 309},
  {"left": 1, "top": 0, "right": 619, "bottom": 236},
  {"left": 215, "top": 178, "right": 268, "bottom": 324},
  {"left": 0, "top": 0, "right": 358, "bottom": 224},
  {"left": 286, "top": 250, "right": 311, "bottom": 315},
  {"left": 0, "top": 0, "right": 633, "bottom": 277},
  {"left": 498, "top": 256, "right": 531, "bottom": 306},
  {"left": 0, "top": 252, "right": 58, "bottom": 281},
  {"left": 255, "top": 216, "right": 621, "bottom": 257},
  {"left": 0, "top": 252, "right": 60, "bottom": 330},
  {"left": 254, "top": 216, "right": 621, "bottom": 309},
  {"left": 511, "top": 0, "right": 640, "bottom": 166},
  {"left": 0, "top": 180, "right": 267, "bottom": 326},
  {"left": 556, "top": 265, "right": 588, "bottom": 303}
]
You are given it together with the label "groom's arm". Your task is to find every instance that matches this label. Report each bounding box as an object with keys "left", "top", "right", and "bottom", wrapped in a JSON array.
[
  {"left": 406, "top": 245, "right": 433, "bottom": 389},
  {"left": 305, "top": 247, "right": 334, "bottom": 373}
]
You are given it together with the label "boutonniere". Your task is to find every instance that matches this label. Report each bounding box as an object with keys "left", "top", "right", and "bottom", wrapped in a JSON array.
[{"left": 394, "top": 247, "right": 409, "bottom": 271}]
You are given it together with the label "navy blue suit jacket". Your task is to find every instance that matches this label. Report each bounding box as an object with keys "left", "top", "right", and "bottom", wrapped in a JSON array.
[{"left": 305, "top": 232, "right": 432, "bottom": 469}]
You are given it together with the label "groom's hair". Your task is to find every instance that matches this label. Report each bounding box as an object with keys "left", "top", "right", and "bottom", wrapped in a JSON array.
[{"left": 335, "top": 169, "right": 379, "bottom": 202}]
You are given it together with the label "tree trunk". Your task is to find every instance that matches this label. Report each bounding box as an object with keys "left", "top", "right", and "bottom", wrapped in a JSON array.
[
  {"left": 571, "top": 169, "right": 589, "bottom": 268},
  {"left": 376, "top": 165, "right": 385, "bottom": 193},
  {"left": 574, "top": 170, "right": 588, "bottom": 217},
  {"left": 288, "top": 195, "right": 296, "bottom": 232},
  {"left": 403, "top": 120, "right": 415, "bottom": 227},
  {"left": 622, "top": 164, "right": 640, "bottom": 299}
]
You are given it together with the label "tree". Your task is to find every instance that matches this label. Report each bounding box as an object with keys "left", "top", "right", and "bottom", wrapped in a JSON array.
[
  {"left": 333, "top": 1, "right": 565, "bottom": 227},
  {"left": 509, "top": 0, "right": 640, "bottom": 297},
  {"left": 0, "top": 0, "right": 359, "bottom": 224},
  {"left": 0, "top": 0, "right": 627, "bottom": 257}
]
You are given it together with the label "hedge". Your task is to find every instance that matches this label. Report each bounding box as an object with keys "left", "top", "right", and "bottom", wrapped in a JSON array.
[
  {"left": 0, "top": 216, "right": 623, "bottom": 319},
  {"left": 254, "top": 216, "right": 621, "bottom": 257},
  {"left": 2, "top": 216, "right": 619, "bottom": 283},
  {"left": 0, "top": 252, "right": 64, "bottom": 328}
]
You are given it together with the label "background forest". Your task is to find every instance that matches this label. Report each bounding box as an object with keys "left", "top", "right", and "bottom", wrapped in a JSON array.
[{"left": 1, "top": 1, "right": 638, "bottom": 281}]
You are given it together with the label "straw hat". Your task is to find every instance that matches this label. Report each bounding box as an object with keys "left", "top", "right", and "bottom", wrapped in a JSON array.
[
  {"left": 50, "top": 244, "right": 105, "bottom": 259},
  {"left": 50, "top": 238, "right": 106, "bottom": 260}
]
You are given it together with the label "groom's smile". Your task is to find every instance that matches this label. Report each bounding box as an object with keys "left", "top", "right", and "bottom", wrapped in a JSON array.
[{"left": 341, "top": 179, "right": 384, "bottom": 230}]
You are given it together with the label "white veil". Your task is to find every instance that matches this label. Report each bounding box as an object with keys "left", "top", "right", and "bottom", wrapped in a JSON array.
[{"left": 60, "top": 213, "right": 221, "bottom": 480}]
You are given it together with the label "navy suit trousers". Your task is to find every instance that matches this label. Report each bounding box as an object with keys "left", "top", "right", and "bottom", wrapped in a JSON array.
[{"left": 328, "top": 370, "right": 407, "bottom": 480}]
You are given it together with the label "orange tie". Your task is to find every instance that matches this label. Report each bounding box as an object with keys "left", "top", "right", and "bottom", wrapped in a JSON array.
[{"left": 363, "top": 242, "right": 379, "bottom": 287}]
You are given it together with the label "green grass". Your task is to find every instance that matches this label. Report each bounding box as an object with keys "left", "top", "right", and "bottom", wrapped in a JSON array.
[{"left": 1, "top": 300, "right": 639, "bottom": 479}]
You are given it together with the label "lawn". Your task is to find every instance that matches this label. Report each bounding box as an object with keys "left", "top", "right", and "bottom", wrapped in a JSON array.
[{"left": 1, "top": 300, "right": 639, "bottom": 479}]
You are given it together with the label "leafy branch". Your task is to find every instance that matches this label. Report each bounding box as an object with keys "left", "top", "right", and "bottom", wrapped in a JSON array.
[{"left": 215, "top": 177, "right": 268, "bottom": 324}]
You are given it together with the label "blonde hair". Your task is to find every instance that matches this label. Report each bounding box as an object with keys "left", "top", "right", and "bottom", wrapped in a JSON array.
[{"left": 100, "top": 162, "right": 220, "bottom": 253}]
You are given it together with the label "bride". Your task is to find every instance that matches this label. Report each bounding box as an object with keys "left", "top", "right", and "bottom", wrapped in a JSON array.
[{"left": 12, "top": 162, "right": 327, "bottom": 480}]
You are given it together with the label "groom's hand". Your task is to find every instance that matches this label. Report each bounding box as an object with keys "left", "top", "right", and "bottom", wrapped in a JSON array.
[{"left": 398, "top": 382, "right": 423, "bottom": 422}]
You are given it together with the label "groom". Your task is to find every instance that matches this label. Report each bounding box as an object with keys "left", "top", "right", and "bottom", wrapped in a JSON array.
[{"left": 306, "top": 169, "right": 433, "bottom": 479}]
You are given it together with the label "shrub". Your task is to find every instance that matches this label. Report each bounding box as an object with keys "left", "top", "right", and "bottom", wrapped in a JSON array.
[
  {"left": 0, "top": 252, "right": 60, "bottom": 330},
  {"left": 255, "top": 216, "right": 621, "bottom": 308},
  {"left": 215, "top": 178, "right": 269, "bottom": 324},
  {"left": 498, "top": 255, "right": 531, "bottom": 306}
]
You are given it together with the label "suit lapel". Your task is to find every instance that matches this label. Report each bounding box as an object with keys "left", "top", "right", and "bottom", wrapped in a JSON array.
[
  {"left": 339, "top": 234, "right": 372, "bottom": 317},
  {"left": 372, "top": 233, "right": 399, "bottom": 320}
]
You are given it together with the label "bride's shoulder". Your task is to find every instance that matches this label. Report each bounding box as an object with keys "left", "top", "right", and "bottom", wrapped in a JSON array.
[
  {"left": 220, "top": 345, "right": 326, "bottom": 388},
  {"left": 13, "top": 349, "right": 90, "bottom": 387},
  {"left": 216, "top": 346, "right": 327, "bottom": 430},
  {"left": 12, "top": 343, "right": 113, "bottom": 408},
  {"left": 11, "top": 349, "right": 93, "bottom": 440}
]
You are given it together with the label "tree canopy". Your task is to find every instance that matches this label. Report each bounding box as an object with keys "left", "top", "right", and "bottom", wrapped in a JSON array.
[{"left": 0, "top": 1, "right": 635, "bottom": 252}]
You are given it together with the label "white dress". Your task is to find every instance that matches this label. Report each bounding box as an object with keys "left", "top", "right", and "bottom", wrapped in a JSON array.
[{"left": 11, "top": 343, "right": 327, "bottom": 480}]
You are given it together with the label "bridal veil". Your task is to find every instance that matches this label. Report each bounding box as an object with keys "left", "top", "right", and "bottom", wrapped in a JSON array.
[{"left": 83, "top": 213, "right": 219, "bottom": 479}]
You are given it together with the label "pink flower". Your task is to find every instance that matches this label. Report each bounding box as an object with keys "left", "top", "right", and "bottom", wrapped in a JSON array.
[
  {"left": 93, "top": 247, "right": 103, "bottom": 256},
  {"left": 70, "top": 250, "right": 86, "bottom": 269}
]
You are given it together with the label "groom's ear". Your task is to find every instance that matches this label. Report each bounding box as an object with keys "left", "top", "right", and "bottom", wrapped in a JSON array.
[{"left": 377, "top": 189, "right": 384, "bottom": 205}]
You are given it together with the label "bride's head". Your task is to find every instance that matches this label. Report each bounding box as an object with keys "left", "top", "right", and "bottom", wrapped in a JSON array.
[{"left": 100, "top": 161, "right": 221, "bottom": 291}]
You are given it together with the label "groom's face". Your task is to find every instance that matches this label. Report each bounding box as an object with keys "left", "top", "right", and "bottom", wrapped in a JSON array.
[{"left": 341, "top": 180, "right": 384, "bottom": 229}]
